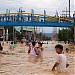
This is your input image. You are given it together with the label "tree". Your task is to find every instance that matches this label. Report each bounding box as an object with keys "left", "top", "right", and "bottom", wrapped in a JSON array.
[
  {"left": 70, "top": 25, "right": 74, "bottom": 42},
  {"left": 58, "top": 28, "right": 72, "bottom": 44}
]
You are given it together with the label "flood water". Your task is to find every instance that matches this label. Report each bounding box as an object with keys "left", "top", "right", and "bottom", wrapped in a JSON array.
[{"left": 0, "top": 41, "right": 75, "bottom": 75}]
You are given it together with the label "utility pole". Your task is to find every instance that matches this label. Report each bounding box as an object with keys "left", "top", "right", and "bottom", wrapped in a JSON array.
[
  {"left": 62, "top": 7, "right": 69, "bottom": 17},
  {"left": 13, "top": 26, "right": 14, "bottom": 42},
  {"left": 61, "top": 0, "right": 71, "bottom": 18},
  {"left": 66, "top": 7, "right": 67, "bottom": 17},
  {"left": 69, "top": 0, "right": 70, "bottom": 18}
]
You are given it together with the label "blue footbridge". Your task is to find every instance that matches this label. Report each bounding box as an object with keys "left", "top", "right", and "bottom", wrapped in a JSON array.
[{"left": 0, "top": 9, "right": 74, "bottom": 27}]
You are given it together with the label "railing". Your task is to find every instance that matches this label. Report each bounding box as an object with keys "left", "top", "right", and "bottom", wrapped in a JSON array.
[{"left": 0, "top": 9, "right": 74, "bottom": 27}]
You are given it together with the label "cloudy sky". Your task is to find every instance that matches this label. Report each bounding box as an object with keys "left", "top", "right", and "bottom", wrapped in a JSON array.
[{"left": 0, "top": 0, "right": 74, "bottom": 33}]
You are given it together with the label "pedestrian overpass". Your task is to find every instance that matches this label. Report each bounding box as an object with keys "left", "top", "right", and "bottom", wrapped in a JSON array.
[{"left": 0, "top": 9, "right": 74, "bottom": 27}]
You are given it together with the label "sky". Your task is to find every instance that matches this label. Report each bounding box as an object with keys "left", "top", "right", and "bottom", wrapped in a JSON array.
[{"left": 0, "top": 0, "right": 74, "bottom": 33}]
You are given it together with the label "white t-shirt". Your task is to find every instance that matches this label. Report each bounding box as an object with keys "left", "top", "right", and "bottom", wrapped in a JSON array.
[
  {"left": 56, "top": 54, "right": 68, "bottom": 72},
  {"left": 30, "top": 47, "right": 36, "bottom": 56},
  {"left": 37, "top": 48, "right": 43, "bottom": 56}
]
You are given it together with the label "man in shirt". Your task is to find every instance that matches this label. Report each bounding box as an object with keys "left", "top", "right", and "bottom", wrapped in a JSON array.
[{"left": 52, "top": 44, "right": 69, "bottom": 72}]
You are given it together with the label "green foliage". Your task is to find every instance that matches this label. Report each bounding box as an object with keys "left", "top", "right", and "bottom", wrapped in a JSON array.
[
  {"left": 58, "top": 25, "right": 74, "bottom": 42},
  {"left": 70, "top": 25, "right": 74, "bottom": 42}
]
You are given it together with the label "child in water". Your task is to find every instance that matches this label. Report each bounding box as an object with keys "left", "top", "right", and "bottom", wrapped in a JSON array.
[
  {"left": 52, "top": 44, "right": 69, "bottom": 73},
  {"left": 13, "top": 42, "right": 17, "bottom": 48},
  {"left": 28, "top": 41, "right": 40, "bottom": 63},
  {"left": 37, "top": 42, "right": 44, "bottom": 62},
  {"left": 9, "top": 42, "right": 14, "bottom": 50}
]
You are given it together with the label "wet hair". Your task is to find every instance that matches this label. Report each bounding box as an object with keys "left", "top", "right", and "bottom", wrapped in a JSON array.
[
  {"left": 55, "top": 44, "right": 63, "bottom": 51},
  {"left": 14, "top": 42, "right": 16, "bottom": 44},
  {"left": 11, "top": 42, "right": 13, "bottom": 44},
  {"left": 32, "top": 41, "right": 36, "bottom": 46},
  {"left": 65, "top": 48, "right": 69, "bottom": 53},
  {"left": 38, "top": 42, "right": 42, "bottom": 46},
  {"left": 66, "top": 48, "right": 69, "bottom": 50}
]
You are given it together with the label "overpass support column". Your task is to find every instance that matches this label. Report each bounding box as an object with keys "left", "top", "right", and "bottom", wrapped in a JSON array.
[
  {"left": 6, "top": 28, "right": 8, "bottom": 41},
  {"left": 3, "top": 27, "right": 5, "bottom": 41}
]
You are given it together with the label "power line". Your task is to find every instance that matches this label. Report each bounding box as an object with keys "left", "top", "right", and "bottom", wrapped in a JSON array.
[{"left": 0, "top": 0, "right": 74, "bottom": 16}]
